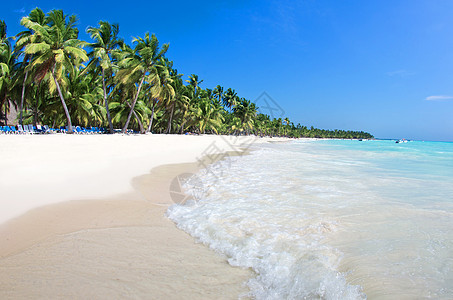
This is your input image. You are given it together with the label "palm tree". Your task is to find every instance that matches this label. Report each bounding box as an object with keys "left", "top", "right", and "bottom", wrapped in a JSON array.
[
  {"left": 222, "top": 87, "right": 238, "bottom": 111},
  {"left": 21, "top": 9, "right": 88, "bottom": 133},
  {"left": 146, "top": 63, "right": 174, "bottom": 133},
  {"left": 185, "top": 74, "right": 203, "bottom": 98},
  {"left": 14, "top": 8, "right": 46, "bottom": 126},
  {"left": 0, "top": 20, "right": 14, "bottom": 124},
  {"left": 86, "top": 21, "right": 123, "bottom": 133},
  {"left": 116, "top": 33, "right": 169, "bottom": 133},
  {"left": 213, "top": 85, "right": 224, "bottom": 105},
  {"left": 178, "top": 84, "right": 194, "bottom": 134},
  {"left": 283, "top": 117, "right": 290, "bottom": 136},
  {"left": 189, "top": 89, "right": 224, "bottom": 134},
  {"left": 65, "top": 67, "right": 106, "bottom": 127},
  {"left": 162, "top": 59, "right": 185, "bottom": 134},
  {"left": 233, "top": 98, "right": 257, "bottom": 134}
]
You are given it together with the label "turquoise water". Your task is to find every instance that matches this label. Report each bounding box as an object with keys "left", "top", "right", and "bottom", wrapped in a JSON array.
[{"left": 167, "top": 139, "right": 453, "bottom": 299}]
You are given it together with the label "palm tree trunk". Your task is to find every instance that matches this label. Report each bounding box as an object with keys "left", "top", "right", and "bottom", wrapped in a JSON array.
[
  {"left": 135, "top": 111, "right": 145, "bottom": 134},
  {"left": 4, "top": 101, "right": 7, "bottom": 124},
  {"left": 33, "top": 96, "right": 38, "bottom": 126},
  {"left": 33, "top": 82, "right": 42, "bottom": 127},
  {"left": 0, "top": 97, "right": 7, "bottom": 124},
  {"left": 19, "top": 70, "right": 29, "bottom": 126},
  {"left": 179, "top": 106, "right": 188, "bottom": 134},
  {"left": 125, "top": 100, "right": 145, "bottom": 133},
  {"left": 146, "top": 99, "right": 156, "bottom": 133},
  {"left": 52, "top": 67, "right": 73, "bottom": 134},
  {"left": 166, "top": 103, "right": 175, "bottom": 134},
  {"left": 102, "top": 68, "right": 114, "bottom": 134},
  {"left": 179, "top": 121, "right": 185, "bottom": 134},
  {"left": 122, "top": 73, "right": 146, "bottom": 133}
]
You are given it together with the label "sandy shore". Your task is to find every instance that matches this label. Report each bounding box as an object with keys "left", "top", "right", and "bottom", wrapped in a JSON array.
[{"left": 0, "top": 134, "right": 286, "bottom": 299}]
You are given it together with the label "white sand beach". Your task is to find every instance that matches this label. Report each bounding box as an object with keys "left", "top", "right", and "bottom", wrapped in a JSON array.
[{"left": 0, "top": 134, "right": 287, "bottom": 298}]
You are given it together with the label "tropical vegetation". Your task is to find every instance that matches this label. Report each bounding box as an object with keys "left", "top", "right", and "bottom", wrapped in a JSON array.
[{"left": 0, "top": 8, "right": 374, "bottom": 139}]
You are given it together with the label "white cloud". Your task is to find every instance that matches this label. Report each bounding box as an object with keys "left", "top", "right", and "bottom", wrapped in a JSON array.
[
  {"left": 14, "top": 8, "right": 25, "bottom": 14},
  {"left": 387, "top": 70, "right": 416, "bottom": 77},
  {"left": 425, "top": 95, "right": 453, "bottom": 101}
]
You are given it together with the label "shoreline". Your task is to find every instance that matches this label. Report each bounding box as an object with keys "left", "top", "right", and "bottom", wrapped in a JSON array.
[{"left": 0, "top": 134, "right": 289, "bottom": 298}]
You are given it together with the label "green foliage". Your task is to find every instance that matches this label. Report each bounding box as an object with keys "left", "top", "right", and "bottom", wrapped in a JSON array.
[{"left": 1, "top": 8, "right": 374, "bottom": 139}]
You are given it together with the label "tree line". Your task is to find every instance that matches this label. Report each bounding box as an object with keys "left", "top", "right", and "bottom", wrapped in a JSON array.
[{"left": 0, "top": 8, "right": 374, "bottom": 139}]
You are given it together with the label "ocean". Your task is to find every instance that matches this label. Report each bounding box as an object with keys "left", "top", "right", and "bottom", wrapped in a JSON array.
[{"left": 167, "top": 139, "right": 453, "bottom": 299}]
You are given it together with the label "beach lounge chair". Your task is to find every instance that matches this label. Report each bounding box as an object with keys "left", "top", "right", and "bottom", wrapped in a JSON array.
[
  {"left": 23, "top": 125, "right": 30, "bottom": 134},
  {"left": 27, "top": 125, "right": 36, "bottom": 134},
  {"left": 17, "top": 125, "right": 25, "bottom": 134},
  {"left": 75, "top": 126, "right": 84, "bottom": 134},
  {"left": 9, "top": 126, "right": 18, "bottom": 134},
  {"left": 36, "top": 125, "right": 46, "bottom": 134},
  {"left": 43, "top": 125, "right": 52, "bottom": 133},
  {"left": 1, "top": 126, "right": 12, "bottom": 134}
]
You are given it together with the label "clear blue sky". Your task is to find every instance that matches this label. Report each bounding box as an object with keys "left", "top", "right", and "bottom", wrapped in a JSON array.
[{"left": 2, "top": 0, "right": 453, "bottom": 141}]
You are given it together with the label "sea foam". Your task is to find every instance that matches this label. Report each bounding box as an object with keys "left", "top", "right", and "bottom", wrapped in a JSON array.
[
  {"left": 167, "top": 145, "right": 365, "bottom": 299},
  {"left": 167, "top": 140, "right": 453, "bottom": 299}
]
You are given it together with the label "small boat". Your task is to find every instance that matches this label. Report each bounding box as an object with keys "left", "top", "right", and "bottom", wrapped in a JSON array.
[{"left": 396, "top": 139, "right": 408, "bottom": 143}]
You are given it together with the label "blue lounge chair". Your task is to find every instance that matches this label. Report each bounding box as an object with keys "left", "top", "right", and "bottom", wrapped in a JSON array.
[
  {"left": 27, "top": 124, "right": 36, "bottom": 134},
  {"left": 42, "top": 125, "right": 53, "bottom": 133},
  {"left": 17, "top": 125, "right": 26, "bottom": 134},
  {"left": 36, "top": 125, "right": 46, "bottom": 133},
  {"left": 23, "top": 125, "right": 31, "bottom": 134},
  {"left": 1, "top": 126, "right": 12, "bottom": 134},
  {"left": 75, "top": 126, "right": 82, "bottom": 134}
]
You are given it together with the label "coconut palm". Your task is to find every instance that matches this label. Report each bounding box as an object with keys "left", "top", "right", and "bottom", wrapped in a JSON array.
[
  {"left": 185, "top": 74, "right": 203, "bottom": 98},
  {"left": 213, "top": 85, "right": 224, "bottom": 105},
  {"left": 142, "top": 61, "right": 174, "bottom": 133},
  {"left": 116, "top": 33, "right": 168, "bottom": 133},
  {"left": 21, "top": 9, "right": 88, "bottom": 133},
  {"left": 0, "top": 20, "right": 14, "bottom": 124},
  {"left": 233, "top": 98, "right": 257, "bottom": 134},
  {"left": 14, "top": 8, "right": 46, "bottom": 125},
  {"left": 189, "top": 89, "right": 224, "bottom": 134},
  {"left": 222, "top": 87, "right": 238, "bottom": 111},
  {"left": 161, "top": 59, "right": 186, "bottom": 134},
  {"left": 85, "top": 21, "right": 123, "bottom": 133},
  {"left": 66, "top": 67, "right": 105, "bottom": 127}
]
